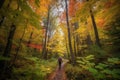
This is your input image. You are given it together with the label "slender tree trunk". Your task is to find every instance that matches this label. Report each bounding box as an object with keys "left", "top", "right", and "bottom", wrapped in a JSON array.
[
  {"left": 0, "top": 0, "right": 11, "bottom": 26},
  {"left": 0, "top": 1, "right": 19, "bottom": 79},
  {"left": 0, "top": 24, "right": 16, "bottom": 78},
  {"left": 46, "top": 33, "right": 50, "bottom": 59},
  {"left": 27, "top": 31, "right": 33, "bottom": 47},
  {"left": 0, "top": 0, "right": 5, "bottom": 9},
  {"left": 74, "top": 22, "right": 79, "bottom": 56},
  {"left": 65, "top": 0, "right": 75, "bottom": 65},
  {"left": 73, "top": 22, "right": 79, "bottom": 57},
  {"left": 85, "top": 21, "right": 93, "bottom": 46},
  {"left": 89, "top": 9, "right": 101, "bottom": 47},
  {"left": 86, "top": 0, "right": 101, "bottom": 47},
  {"left": 65, "top": 37, "right": 70, "bottom": 59},
  {"left": 86, "top": 35, "right": 92, "bottom": 45},
  {"left": 27, "top": 31, "right": 33, "bottom": 53},
  {"left": 42, "top": 6, "right": 50, "bottom": 59},
  {"left": 3, "top": 25, "right": 16, "bottom": 57},
  {"left": 11, "top": 25, "right": 26, "bottom": 66},
  {"left": 76, "top": 35, "right": 82, "bottom": 56},
  {"left": 0, "top": 16, "right": 5, "bottom": 26},
  {"left": 73, "top": 34, "right": 77, "bottom": 57}
]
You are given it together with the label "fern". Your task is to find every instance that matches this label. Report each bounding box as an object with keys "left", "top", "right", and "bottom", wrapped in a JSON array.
[
  {"left": 88, "top": 68, "right": 98, "bottom": 76},
  {"left": 85, "top": 55, "right": 94, "bottom": 60},
  {"left": 107, "top": 57, "right": 120, "bottom": 64},
  {"left": 95, "top": 63, "right": 108, "bottom": 69}
]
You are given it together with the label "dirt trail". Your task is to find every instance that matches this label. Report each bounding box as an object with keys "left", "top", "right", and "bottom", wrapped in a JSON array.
[{"left": 48, "top": 60, "right": 68, "bottom": 80}]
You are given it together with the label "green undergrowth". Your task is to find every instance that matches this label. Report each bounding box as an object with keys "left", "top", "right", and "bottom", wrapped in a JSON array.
[
  {"left": 65, "top": 64, "right": 94, "bottom": 80},
  {"left": 65, "top": 55, "right": 120, "bottom": 80},
  {"left": 12, "top": 57, "right": 57, "bottom": 80}
]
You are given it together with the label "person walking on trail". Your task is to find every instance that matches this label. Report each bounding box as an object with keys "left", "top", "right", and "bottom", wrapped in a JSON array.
[{"left": 58, "top": 57, "right": 63, "bottom": 70}]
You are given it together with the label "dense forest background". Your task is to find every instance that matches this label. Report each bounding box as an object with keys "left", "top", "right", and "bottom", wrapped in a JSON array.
[{"left": 0, "top": 0, "right": 120, "bottom": 80}]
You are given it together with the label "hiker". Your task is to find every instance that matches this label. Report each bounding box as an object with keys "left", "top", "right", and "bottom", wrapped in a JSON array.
[{"left": 58, "top": 57, "right": 62, "bottom": 70}]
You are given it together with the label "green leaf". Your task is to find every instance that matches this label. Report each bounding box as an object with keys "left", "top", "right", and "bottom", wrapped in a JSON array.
[
  {"left": 77, "top": 60, "right": 85, "bottom": 65},
  {"left": 88, "top": 68, "right": 98, "bottom": 76},
  {"left": 102, "top": 69, "right": 113, "bottom": 74},
  {"left": 97, "top": 73, "right": 105, "bottom": 79},
  {"left": 108, "top": 58, "right": 120, "bottom": 64},
  {"left": 95, "top": 63, "right": 108, "bottom": 69},
  {"left": 85, "top": 55, "right": 94, "bottom": 60},
  {"left": 112, "top": 69, "right": 120, "bottom": 74}
]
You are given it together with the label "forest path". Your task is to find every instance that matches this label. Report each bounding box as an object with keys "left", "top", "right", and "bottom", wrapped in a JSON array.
[{"left": 47, "top": 59, "right": 68, "bottom": 80}]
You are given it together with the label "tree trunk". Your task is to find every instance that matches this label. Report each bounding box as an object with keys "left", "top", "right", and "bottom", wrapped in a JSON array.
[
  {"left": 3, "top": 25, "right": 16, "bottom": 57},
  {"left": 73, "top": 34, "right": 77, "bottom": 57},
  {"left": 76, "top": 35, "right": 82, "bottom": 56},
  {"left": 0, "top": 24, "right": 16, "bottom": 78},
  {"left": 86, "top": 35, "right": 92, "bottom": 45},
  {"left": 74, "top": 22, "right": 80, "bottom": 56},
  {"left": 0, "top": 0, "right": 11, "bottom": 26},
  {"left": 42, "top": 6, "right": 50, "bottom": 59},
  {"left": 86, "top": 0, "right": 101, "bottom": 47},
  {"left": 85, "top": 21, "right": 93, "bottom": 46},
  {"left": 0, "top": 0, "right": 5, "bottom": 9},
  {"left": 27, "top": 31, "right": 33, "bottom": 47},
  {"left": 65, "top": 0, "right": 75, "bottom": 65},
  {"left": 65, "top": 37, "right": 70, "bottom": 60},
  {"left": 89, "top": 9, "right": 101, "bottom": 47},
  {"left": 73, "top": 22, "right": 79, "bottom": 57},
  {"left": 11, "top": 25, "right": 26, "bottom": 66},
  {"left": 0, "top": 16, "right": 5, "bottom": 26}
]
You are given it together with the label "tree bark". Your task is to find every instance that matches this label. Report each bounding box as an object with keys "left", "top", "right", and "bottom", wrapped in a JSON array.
[
  {"left": 0, "top": 16, "right": 5, "bottom": 26},
  {"left": 11, "top": 25, "right": 26, "bottom": 66},
  {"left": 73, "top": 22, "right": 79, "bottom": 57},
  {"left": 85, "top": 21, "right": 93, "bottom": 46},
  {"left": 65, "top": 37, "right": 70, "bottom": 59},
  {"left": 86, "top": 0, "right": 101, "bottom": 47},
  {"left": 89, "top": 9, "right": 101, "bottom": 47},
  {"left": 3, "top": 25, "right": 16, "bottom": 57},
  {"left": 42, "top": 6, "right": 50, "bottom": 59},
  {"left": 73, "top": 34, "right": 77, "bottom": 57},
  {"left": 65, "top": 0, "right": 75, "bottom": 65},
  {"left": 0, "top": 24, "right": 16, "bottom": 77},
  {"left": 27, "top": 31, "right": 33, "bottom": 47},
  {"left": 0, "top": 0, "right": 5, "bottom": 9},
  {"left": 0, "top": 0, "right": 11, "bottom": 26}
]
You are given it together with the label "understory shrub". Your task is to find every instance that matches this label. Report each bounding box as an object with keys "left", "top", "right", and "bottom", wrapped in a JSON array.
[
  {"left": 65, "top": 64, "right": 94, "bottom": 80},
  {"left": 11, "top": 57, "right": 57, "bottom": 80},
  {"left": 66, "top": 55, "right": 120, "bottom": 80}
]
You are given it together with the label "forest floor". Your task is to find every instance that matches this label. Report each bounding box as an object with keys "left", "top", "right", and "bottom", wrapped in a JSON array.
[{"left": 48, "top": 59, "right": 68, "bottom": 80}]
